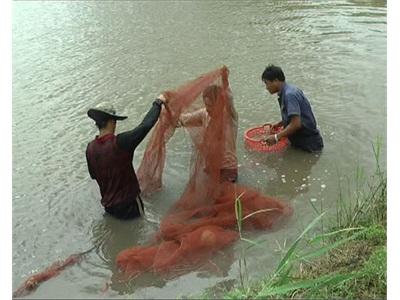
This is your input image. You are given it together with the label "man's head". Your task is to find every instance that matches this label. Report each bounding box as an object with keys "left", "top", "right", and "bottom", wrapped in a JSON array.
[
  {"left": 87, "top": 102, "right": 127, "bottom": 130},
  {"left": 261, "top": 65, "right": 285, "bottom": 94},
  {"left": 202, "top": 85, "right": 221, "bottom": 117}
]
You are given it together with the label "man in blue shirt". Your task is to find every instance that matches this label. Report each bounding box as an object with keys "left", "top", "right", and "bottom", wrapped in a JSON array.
[{"left": 261, "top": 65, "right": 323, "bottom": 152}]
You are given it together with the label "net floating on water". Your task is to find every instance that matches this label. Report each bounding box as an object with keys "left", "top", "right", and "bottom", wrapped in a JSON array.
[{"left": 244, "top": 124, "right": 289, "bottom": 153}]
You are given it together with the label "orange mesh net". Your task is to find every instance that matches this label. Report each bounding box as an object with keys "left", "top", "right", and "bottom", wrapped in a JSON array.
[{"left": 118, "top": 66, "right": 292, "bottom": 280}]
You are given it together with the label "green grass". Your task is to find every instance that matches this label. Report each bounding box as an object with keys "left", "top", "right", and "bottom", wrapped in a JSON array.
[
  {"left": 287, "top": 226, "right": 386, "bottom": 299},
  {"left": 222, "top": 218, "right": 371, "bottom": 299}
]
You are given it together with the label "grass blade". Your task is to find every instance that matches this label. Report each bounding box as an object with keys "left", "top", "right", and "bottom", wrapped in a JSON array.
[
  {"left": 299, "top": 228, "right": 367, "bottom": 261},
  {"left": 242, "top": 208, "right": 279, "bottom": 221},
  {"left": 256, "top": 273, "right": 353, "bottom": 298},
  {"left": 274, "top": 213, "right": 325, "bottom": 275},
  {"left": 234, "top": 192, "right": 245, "bottom": 235},
  {"left": 308, "top": 227, "right": 364, "bottom": 244}
]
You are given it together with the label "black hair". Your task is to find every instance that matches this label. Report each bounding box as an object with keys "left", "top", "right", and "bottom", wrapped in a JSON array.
[{"left": 261, "top": 64, "right": 285, "bottom": 82}]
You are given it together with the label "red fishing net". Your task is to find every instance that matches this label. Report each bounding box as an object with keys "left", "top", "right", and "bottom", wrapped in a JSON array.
[{"left": 117, "top": 66, "right": 292, "bottom": 280}]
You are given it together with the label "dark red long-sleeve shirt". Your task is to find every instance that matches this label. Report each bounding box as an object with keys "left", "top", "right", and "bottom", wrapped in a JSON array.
[{"left": 86, "top": 100, "right": 162, "bottom": 212}]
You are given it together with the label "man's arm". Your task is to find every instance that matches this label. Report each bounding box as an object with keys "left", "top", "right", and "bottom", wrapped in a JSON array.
[
  {"left": 117, "top": 95, "right": 166, "bottom": 151},
  {"left": 265, "top": 92, "right": 302, "bottom": 145},
  {"left": 271, "top": 120, "right": 284, "bottom": 129},
  {"left": 85, "top": 147, "right": 95, "bottom": 179},
  {"left": 277, "top": 115, "right": 301, "bottom": 139},
  {"left": 265, "top": 116, "right": 301, "bottom": 145},
  {"left": 178, "top": 109, "right": 205, "bottom": 127}
]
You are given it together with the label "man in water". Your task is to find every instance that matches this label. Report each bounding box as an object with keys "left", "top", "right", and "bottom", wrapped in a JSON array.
[
  {"left": 178, "top": 85, "right": 238, "bottom": 182},
  {"left": 86, "top": 95, "right": 167, "bottom": 219},
  {"left": 262, "top": 64, "right": 323, "bottom": 152}
]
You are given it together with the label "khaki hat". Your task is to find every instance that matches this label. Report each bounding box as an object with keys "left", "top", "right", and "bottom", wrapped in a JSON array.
[{"left": 87, "top": 102, "right": 127, "bottom": 121}]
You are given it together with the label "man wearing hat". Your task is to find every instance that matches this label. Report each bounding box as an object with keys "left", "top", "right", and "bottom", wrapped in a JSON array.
[{"left": 86, "top": 94, "right": 167, "bottom": 219}]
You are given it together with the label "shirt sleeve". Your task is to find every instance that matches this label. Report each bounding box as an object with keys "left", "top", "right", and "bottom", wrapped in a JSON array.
[
  {"left": 116, "top": 100, "right": 162, "bottom": 151},
  {"left": 285, "top": 92, "right": 301, "bottom": 118},
  {"left": 85, "top": 146, "right": 95, "bottom": 179},
  {"left": 179, "top": 109, "right": 205, "bottom": 127}
]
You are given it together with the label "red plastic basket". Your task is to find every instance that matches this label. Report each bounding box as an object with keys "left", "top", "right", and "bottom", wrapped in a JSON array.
[{"left": 244, "top": 124, "right": 289, "bottom": 153}]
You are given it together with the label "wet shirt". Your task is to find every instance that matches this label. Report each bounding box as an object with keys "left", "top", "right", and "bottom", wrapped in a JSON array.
[
  {"left": 86, "top": 101, "right": 162, "bottom": 211},
  {"left": 179, "top": 92, "right": 238, "bottom": 170},
  {"left": 278, "top": 83, "right": 323, "bottom": 152}
]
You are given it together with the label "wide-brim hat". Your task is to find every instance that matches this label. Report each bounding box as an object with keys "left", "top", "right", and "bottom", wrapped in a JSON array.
[{"left": 87, "top": 102, "right": 127, "bottom": 121}]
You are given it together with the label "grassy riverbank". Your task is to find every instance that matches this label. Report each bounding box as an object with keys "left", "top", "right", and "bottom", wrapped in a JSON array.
[{"left": 221, "top": 141, "right": 386, "bottom": 299}]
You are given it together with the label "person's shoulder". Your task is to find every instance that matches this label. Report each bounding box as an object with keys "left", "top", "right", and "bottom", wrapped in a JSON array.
[
  {"left": 285, "top": 83, "right": 300, "bottom": 94},
  {"left": 86, "top": 139, "right": 95, "bottom": 154},
  {"left": 87, "top": 139, "right": 95, "bottom": 147},
  {"left": 282, "top": 83, "right": 297, "bottom": 99},
  {"left": 284, "top": 83, "right": 304, "bottom": 100}
]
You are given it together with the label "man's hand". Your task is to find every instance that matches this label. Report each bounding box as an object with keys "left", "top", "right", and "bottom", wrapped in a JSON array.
[
  {"left": 157, "top": 94, "right": 168, "bottom": 104},
  {"left": 264, "top": 134, "right": 277, "bottom": 146},
  {"left": 271, "top": 121, "right": 283, "bottom": 131},
  {"left": 176, "top": 119, "right": 183, "bottom": 128}
]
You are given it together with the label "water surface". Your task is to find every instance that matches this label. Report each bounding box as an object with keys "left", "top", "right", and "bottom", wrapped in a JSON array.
[{"left": 13, "top": 0, "right": 386, "bottom": 298}]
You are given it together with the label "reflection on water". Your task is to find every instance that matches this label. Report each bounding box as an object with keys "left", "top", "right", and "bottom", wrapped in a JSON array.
[
  {"left": 88, "top": 215, "right": 162, "bottom": 295},
  {"left": 12, "top": 0, "right": 386, "bottom": 298}
]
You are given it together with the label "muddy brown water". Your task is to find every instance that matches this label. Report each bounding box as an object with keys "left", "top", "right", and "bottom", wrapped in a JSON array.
[{"left": 13, "top": 1, "right": 386, "bottom": 298}]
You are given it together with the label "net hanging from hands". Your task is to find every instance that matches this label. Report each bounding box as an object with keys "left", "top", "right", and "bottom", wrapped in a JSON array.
[{"left": 117, "top": 66, "right": 293, "bottom": 280}]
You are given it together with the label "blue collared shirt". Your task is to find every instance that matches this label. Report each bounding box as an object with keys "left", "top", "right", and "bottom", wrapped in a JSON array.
[{"left": 277, "top": 83, "right": 323, "bottom": 152}]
